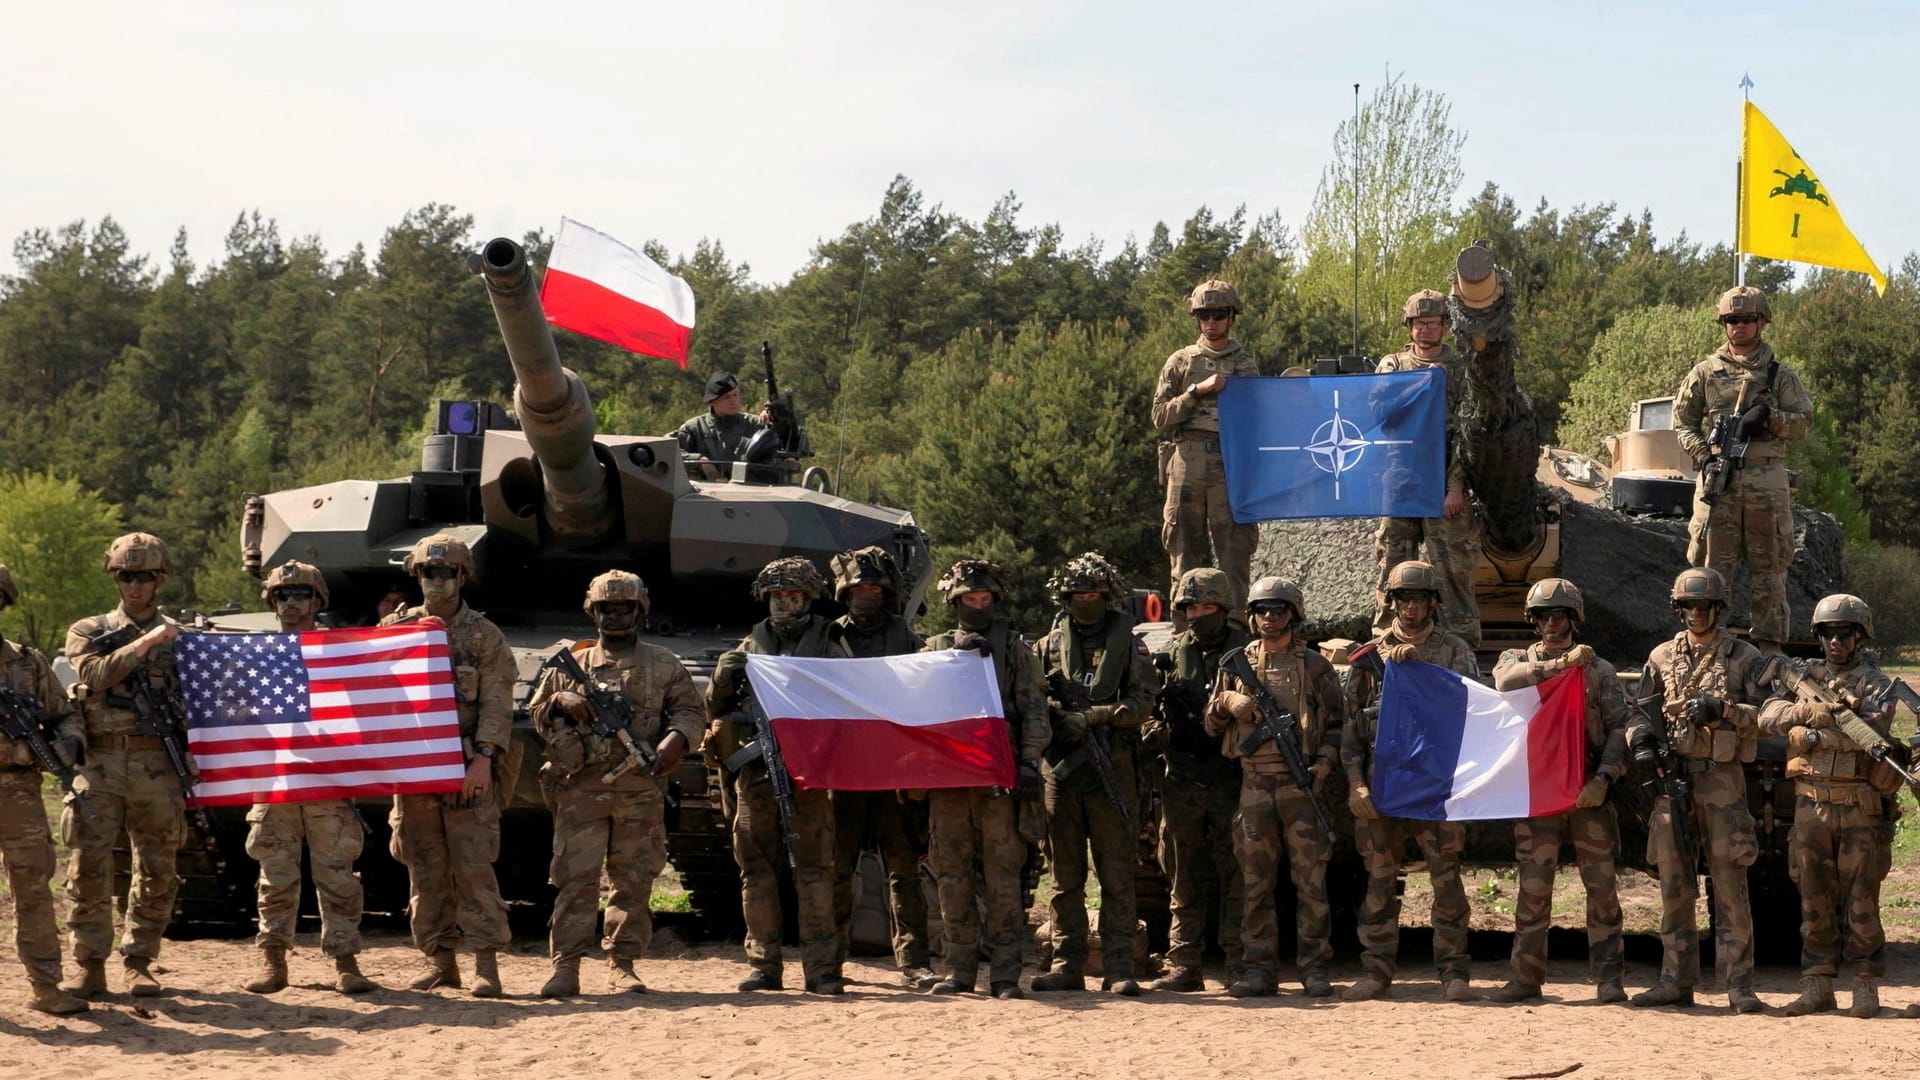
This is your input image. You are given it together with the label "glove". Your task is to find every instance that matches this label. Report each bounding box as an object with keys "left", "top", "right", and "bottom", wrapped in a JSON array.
[
  {"left": 1788, "top": 727, "right": 1821, "bottom": 754},
  {"left": 1053, "top": 710, "right": 1088, "bottom": 746},
  {"left": 1560, "top": 644, "right": 1595, "bottom": 669},
  {"left": 711, "top": 653, "right": 747, "bottom": 694},
  {"left": 1574, "top": 775, "right": 1609, "bottom": 809},
  {"left": 1087, "top": 705, "right": 1118, "bottom": 728},
  {"left": 1688, "top": 695, "right": 1725, "bottom": 726},
  {"left": 1309, "top": 759, "right": 1333, "bottom": 786},
  {"left": 1737, "top": 401, "right": 1773, "bottom": 439},
  {"left": 1014, "top": 758, "right": 1042, "bottom": 799},
  {"left": 1788, "top": 700, "right": 1838, "bottom": 729},
  {"left": 1348, "top": 784, "right": 1379, "bottom": 820},
  {"left": 56, "top": 734, "right": 85, "bottom": 770},
  {"left": 1215, "top": 691, "right": 1256, "bottom": 724},
  {"left": 951, "top": 631, "right": 992, "bottom": 657},
  {"left": 1383, "top": 643, "right": 1419, "bottom": 664}
]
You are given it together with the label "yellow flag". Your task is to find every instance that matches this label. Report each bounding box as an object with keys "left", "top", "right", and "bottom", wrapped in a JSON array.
[{"left": 1739, "top": 101, "right": 1885, "bottom": 294}]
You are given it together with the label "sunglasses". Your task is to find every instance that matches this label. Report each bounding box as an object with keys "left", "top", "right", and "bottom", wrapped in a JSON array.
[
  {"left": 1674, "top": 600, "right": 1717, "bottom": 612},
  {"left": 1814, "top": 625, "right": 1859, "bottom": 641},
  {"left": 419, "top": 567, "right": 461, "bottom": 582},
  {"left": 1194, "top": 309, "right": 1233, "bottom": 322},
  {"left": 115, "top": 570, "right": 159, "bottom": 584},
  {"left": 271, "top": 586, "right": 316, "bottom": 602},
  {"left": 1249, "top": 603, "right": 1291, "bottom": 618},
  {"left": 1720, "top": 314, "right": 1762, "bottom": 325}
]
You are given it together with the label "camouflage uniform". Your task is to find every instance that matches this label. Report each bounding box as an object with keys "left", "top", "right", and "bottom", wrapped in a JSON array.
[
  {"left": 1372, "top": 344, "right": 1480, "bottom": 647},
  {"left": 1152, "top": 331, "right": 1262, "bottom": 613},
  {"left": 1491, "top": 642, "right": 1629, "bottom": 991},
  {"left": 1207, "top": 637, "right": 1346, "bottom": 992},
  {"left": 530, "top": 638, "right": 704, "bottom": 975},
  {"left": 1343, "top": 625, "right": 1480, "bottom": 989},
  {"left": 1155, "top": 615, "right": 1248, "bottom": 980},
  {"left": 0, "top": 633, "right": 83, "bottom": 1001}
]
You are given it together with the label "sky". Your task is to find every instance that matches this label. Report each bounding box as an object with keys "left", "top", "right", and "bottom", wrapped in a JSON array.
[{"left": 6, "top": 1, "right": 1912, "bottom": 288}]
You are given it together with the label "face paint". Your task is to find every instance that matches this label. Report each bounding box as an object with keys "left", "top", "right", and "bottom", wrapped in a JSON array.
[
  {"left": 768, "top": 590, "right": 810, "bottom": 632},
  {"left": 419, "top": 572, "right": 461, "bottom": 612}
]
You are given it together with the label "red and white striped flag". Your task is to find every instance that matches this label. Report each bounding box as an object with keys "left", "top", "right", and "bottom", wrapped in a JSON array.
[
  {"left": 540, "top": 216, "right": 697, "bottom": 365},
  {"left": 177, "top": 625, "right": 467, "bottom": 805}
]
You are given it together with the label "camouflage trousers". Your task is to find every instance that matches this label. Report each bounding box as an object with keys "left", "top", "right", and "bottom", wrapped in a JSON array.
[
  {"left": 1510, "top": 804, "right": 1623, "bottom": 987},
  {"left": 389, "top": 791, "right": 509, "bottom": 955},
  {"left": 1, "top": 769, "right": 65, "bottom": 988},
  {"left": 1042, "top": 772, "right": 1139, "bottom": 978},
  {"left": 1235, "top": 773, "right": 1332, "bottom": 984},
  {"left": 1373, "top": 511, "right": 1482, "bottom": 647},
  {"left": 732, "top": 774, "right": 836, "bottom": 979},
  {"left": 928, "top": 787, "right": 1027, "bottom": 987},
  {"left": 832, "top": 790, "right": 930, "bottom": 970},
  {"left": 549, "top": 782, "right": 667, "bottom": 964},
  {"left": 64, "top": 745, "right": 185, "bottom": 963},
  {"left": 1687, "top": 462, "right": 1792, "bottom": 644},
  {"left": 245, "top": 800, "right": 365, "bottom": 956},
  {"left": 1158, "top": 757, "right": 1242, "bottom": 971},
  {"left": 1355, "top": 816, "right": 1469, "bottom": 982},
  {"left": 1787, "top": 791, "right": 1892, "bottom": 979},
  {"left": 1162, "top": 438, "right": 1258, "bottom": 614},
  {"left": 1647, "top": 762, "right": 1756, "bottom": 989}
]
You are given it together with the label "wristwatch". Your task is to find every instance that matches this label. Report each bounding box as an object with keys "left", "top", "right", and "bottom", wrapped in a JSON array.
[{"left": 475, "top": 743, "right": 497, "bottom": 760}]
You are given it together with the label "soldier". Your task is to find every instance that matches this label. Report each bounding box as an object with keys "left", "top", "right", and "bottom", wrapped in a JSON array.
[
  {"left": 674, "top": 370, "right": 767, "bottom": 479},
  {"left": 1760, "top": 594, "right": 1896, "bottom": 1018},
  {"left": 0, "top": 564, "right": 88, "bottom": 1014},
  {"left": 825, "top": 545, "right": 933, "bottom": 989},
  {"left": 1147, "top": 568, "right": 1248, "bottom": 993},
  {"left": 529, "top": 571, "right": 703, "bottom": 997},
  {"left": 380, "top": 534, "right": 516, "bottom": 997},
  {"left": 62, "top": 532, "right": 187, "bottom": 999},
  {"left": 1032, "top": 553, "right": 1154, "bottom": 996},
  {"left": 243, "top": 562, "right": 375, "bottom": 996},
  {"left": 1488, "top": 579, "right": 1628, "bottom": 1004},
  {"left": 1205, "top": 576, "right": 1345, "bottom": 999},
  {"left": 1151, "top": 279, "right": 1261, "bottom": 621},
  {"left": 1342, "top": 560, "right": 1480, "bottom": 1002},
  {"left": 1627, "top": 567, "right": 1769, "bottom": 1012},
  {"left": 1674, "top": 286, "right": 1813, "bottom": 654},
  {"left": 1372, "top": 290, "right": 1480, "bottom": 647},
  {"left": 921, "top": 560, "right": 1048, "bottom": 1000}
]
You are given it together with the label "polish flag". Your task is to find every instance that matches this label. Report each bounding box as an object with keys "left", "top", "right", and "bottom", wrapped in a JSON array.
[
  {"left": 1370, "top": 661, "right": 1587, "bottom": 821},
  {"left": 539, "top": 217, "right": 696, "bottom": 366},
  {"left": 744, "top": 651, "right": 1017, "bottom": 791}
]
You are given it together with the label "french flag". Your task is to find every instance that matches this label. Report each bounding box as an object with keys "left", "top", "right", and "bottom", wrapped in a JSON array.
[
  {"left": 1371, "top": 661, "right": 1586, "bottom": 821},
  {"left": 744, "top": 652, "right": 1017, "bottom": 791},
  {"left": 539, "top": 217, "right": 696, "bottom": 366}
]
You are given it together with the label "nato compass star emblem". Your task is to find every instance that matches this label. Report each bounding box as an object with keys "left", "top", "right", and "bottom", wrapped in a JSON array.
[{"left": 1258, "top": 387, "right": 1413, "bottom": 501}]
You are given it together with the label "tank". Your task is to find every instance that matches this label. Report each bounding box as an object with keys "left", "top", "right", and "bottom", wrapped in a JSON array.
[{"left": 181, "top": 237, "right": 930, "bottom": 936}]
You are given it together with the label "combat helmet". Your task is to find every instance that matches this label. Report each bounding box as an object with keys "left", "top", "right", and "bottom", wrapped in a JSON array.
[
  {"left": 938, "top": 559, "right": 1008, "bottom": 605},
  {"left": 1810, "top": 593, "right": 1872, "bottom": 640},
  {"left": 261, "top": 560, "right": 330, "bottom": 608},
  {"left": 1173, "top": 568, "right": 1232, "bottom": 612},
  {"left": 104, "top": 532, "right": 173, "bottom": 575},
  {"left": 753, "top": 556, "right": 827, "bottom": 602},
  {"left": 0, "top": 564, "right": 15, "bottom": 608},
  {"left": 1402, "top": 289, "right": 1448, "bottom": 324},
  {"left": 583, "top": 569, "right": 650, "bottom": 616},
  {"left": 1048, "top": 552, "right": 1128, "bottom": 603},
  {"left": 1523, "top": 578, "right": 1584, "bottom": 624},
  {"left": 830, "top": 545, "right": 904, "bottom": 605},
  {"left": 1384, "top": 560, "right": 1442, "bottom": 597},
  {"left": 1716, "top": 285, "right": 1771, "bottom": 321},
  {"left": 1188, "top": 279, "right": 1243, "bottom": 315},
  {"left": 1670, "top": 566, "right": 1726, "bottom": 605},
  {"left": 403, "top": 534, "right": 476, "bottom": 578},
  {"left": 1247, "top": 576, "right": 1305, "bottom": 620}
]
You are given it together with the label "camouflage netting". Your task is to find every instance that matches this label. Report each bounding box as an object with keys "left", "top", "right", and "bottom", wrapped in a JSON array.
[{"left": 1448, "top": 259, "right": 1544, "bottom": 561}]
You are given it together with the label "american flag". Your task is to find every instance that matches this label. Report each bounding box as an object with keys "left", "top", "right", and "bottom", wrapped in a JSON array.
[{"left": 177, "top": 625, "right": 467, "bottom": 805}]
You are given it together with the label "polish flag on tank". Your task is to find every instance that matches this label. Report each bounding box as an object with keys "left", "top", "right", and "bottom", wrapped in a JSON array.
[
  {"left": 744, "top": 651, "right": 1018, "bottom": 790},
  {"left": 539, "top": 217, "right": 696, "bottom": 366}
]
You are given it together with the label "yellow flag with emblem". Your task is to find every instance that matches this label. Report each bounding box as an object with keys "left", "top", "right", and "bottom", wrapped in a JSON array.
[{"left": 1739, "top": 101, "right": 1885, "bottom": 295}]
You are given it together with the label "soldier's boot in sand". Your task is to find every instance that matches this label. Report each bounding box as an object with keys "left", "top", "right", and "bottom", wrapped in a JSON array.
[
  {"left": 1728, "top": 984, "right": 1765, "bottom": 1014},
  {"left": 1301, "top": 970, "right": 1333, "bottom": 998},
  {"left": 991, "top": 981, "right": 1025, "bottom": 1000},
  {"left": 1443, "top": 978, "right": 1479, "bottom": 1003},
  {"left": 1630, "top": 979, "right": 1693, "bottom": 1008},
  {"left": 929, "top": 976, "right": 973, "bottom": 995},
  {"left": 539, "top": 957, "right": 580, "bottom": 998},
  {"left": 244, "top": 945, "right": 289, "bottom": 994},
  {"left": 1849, "top": 978, "right": 1880, "bottom": 1019},
  {"left": 1342, "top": 975, "right": 1390, "bottom": 1001},
  {"left": 61, "top": 960, "right": 107, "bottom": 999},
  {"left": 610, "top": 958, "right": 647, "bottom": 993},
  {"left": 471, "top": 949, "right": 502, "bottom": 998},
  {"left": 1595, "top": 978, "right": 1627, "bottom": 1004},
  {"left": 1150, "top": 965, "right": 1204, "bottom": 992},
  {"left": 26, "top": 982, "right": 88, "bottom": 1016},
  {"left": 1490, "top": 980, "right": 1542, "bottom": 1003},
  {"left": 737, "top": 966, "right": 781, "bottom": 992},
  {"left": 334, "top": 954, "right": 375, "bottom": 994},
  {"left": 409, "top": 948, "right": 461, "bottom": 991},
  {"left": 1226, "top": 973, "right": 1276, "bottom": 998},
  {"left": 1029, "top": 968, "right": 1085, "bottom": 992},
  {"left": 1103, "top": 976, "right": 1141, "bottom": 998},
  {"left": 1779, "top": 975, "right": 1835, "bottom": 1016},
  {"left": 124, "top": 957, "right": 163, "bottom": 997}
]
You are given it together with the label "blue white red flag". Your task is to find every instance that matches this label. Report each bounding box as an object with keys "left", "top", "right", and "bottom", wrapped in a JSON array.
[
  {"left": 176, "top": 625, "right": 467, "bottom": 805},
  {"left": 1371, "top": 661, "right": 1586, "bottom": 821}
]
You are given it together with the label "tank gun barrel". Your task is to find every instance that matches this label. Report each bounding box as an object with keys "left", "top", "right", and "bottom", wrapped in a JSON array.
[
  {"left": 471, "top": 237, "right": 612, "bottom": 542},
  {"left": 1447, "top": 242, "right": 1544, "bottom": 571}
]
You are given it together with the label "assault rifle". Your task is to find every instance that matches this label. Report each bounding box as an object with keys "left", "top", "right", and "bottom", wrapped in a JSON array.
[
  {"left": 723, "top": 694, "right": 801, "bottom": 868},
  {"left": 1220, "top": 647, "right": 1336, "bottom": 843},
  {"left": 539, "top": 646, "right": 673, "bottom": 801},
  {"left": 1777, "top": 660, "right": 1920, "bottom": 797},
  {"left": 1626, "top": 689, "right": 1697, "bottom": 869},
  {"left": 759, "top": 341, "right": 808, "bottom": 458},
  {"left": 91, "top": 624, "right": 216, "bottom": 841},
  {"left": 1045, "top": 669, "right": 1132, "bottom": 833},
  {"left": 0, "top": 687, "right": 92, "bottom": 816},
  {"left": 1699, "top": 363, "right": 1777, "bottom": 507},
  {"left": 1150, "top": 652, "right": 1211, "bottom": 757}
]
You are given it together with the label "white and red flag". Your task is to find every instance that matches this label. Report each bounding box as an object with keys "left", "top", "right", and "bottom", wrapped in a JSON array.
[
  {"left": 176, "top": 625, "right": 468, "bottom": 805},
  {"left": 744, "top": 651, "right": 1017, "bottom": 791},
  {"left": 540, "top": 216, "right": 696, "bottom": 365}
]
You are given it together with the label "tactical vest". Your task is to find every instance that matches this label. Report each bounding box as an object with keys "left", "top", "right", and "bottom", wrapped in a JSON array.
[
  {"left": 1169, "top": 341, "right": 1252, "bottom": 435},
  {"left": 1224, "top": 638, "right": 1329, "bottom": 776},
  {"left": 1651, "top": 632, "right": 1760, "bottom": 764},
  {"left": 1169, "top": 624, "right": 1248, "bottom": 758},
  {"left": 1785, "top": 660, "right": 1881, "bottom": 798},
  {"left": 0, "top": 640, "right": 59, "bottom": 767},
  {"left": 1699, "top": 346, "right": 1786, "bottom": 464},
  {"left": 69, "top": 609, "right": 179, "bottom": 739},
  {"left": 831, "top": 615, "right": 919, "bottom": 659}
]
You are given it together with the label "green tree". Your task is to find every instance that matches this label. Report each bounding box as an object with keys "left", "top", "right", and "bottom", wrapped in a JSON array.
[
  {"left": 1558, "top": 305, "right": 1715, "bottom": 461},
  {"left": 1853, "top": 380, "right": 1920, "bottom": 547},
  {"left": 0, "top": 472, "right": 124, "bottom": 652}
]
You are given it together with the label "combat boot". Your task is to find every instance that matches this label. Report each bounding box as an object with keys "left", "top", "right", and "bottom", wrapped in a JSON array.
[
  {"left": 1630, "top": 979, "right": 1693, "bottom": 1008},
  {"left": 25, "top": 982, "right": 89, "bottom": 1016},
  {"left": 1595, "top": 978, "right": 1627, "bottom": 1004},
  {"left": 334, "top": 954, "right": 376, "bottom": 994},
  {"left": 1342, "top": 975, "right": 1389, "bottom": 1002},
  {"left": 1103, "top": 976, "right": 1141, "bottom": 998},
  {"left": 1226, "top": 974, "right": 1276, "bottom": 998},
  {"left": 123, "top": 957, "right": 163, "bottom": 997},
  {"left": 409, "top": 948, "right": 461, "bottom": 991},
  {"left": 1029, "top": 969, "right": 1085, "bottom": 992},
  {"left": 1149, "top": 965, "right": 1204, "bottom": 993},
  {"left": 244, "top": 945, "right": 289, "bottom": 994},
  {"left": 610, "top": 958, "right": 647, "bottom": 993},
  {"left": 1728, "top": 985, "right": 1765, "bottom": 1014},
  {"left": 1850, "top": 978, "right": 1881, "bottom": 1019},
  {"left": 899, "top": 965, "right": 938, "bottom": 990},
  {"left": 1779, "top": 975, "right": 1835, "bottom": 1016},
  {"left": 539, "top": 957, "right": 580, "bottom": 998},
  {"left": 737, "top": 966, "right": 782, "bottom": 992},
  {"left": 1489, "top": 980, "right": 1542, "bottom": 1003},
  {"left": 1301, "top": 971, "right": 1332, "bottom": 998},
  {"left": 471, "top": 949, "right": 502, "bottom": 998},
  {"left": 991, "top": 981, "right": 1024, "bottom": 1000},
  {"left": 61, "top": 960, "right": 107, "bottom": 999},
  {"left": 804, "top": 973, "right": 846, "bottom": 996},
  {"left": 1443, "top": 978, "right": 1479, "bottom": 1002},
  {"left": 929, "top": 977, "right": 972, "bottom": 995}
]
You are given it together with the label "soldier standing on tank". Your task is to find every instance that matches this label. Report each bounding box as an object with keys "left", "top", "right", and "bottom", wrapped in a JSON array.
[
  {"left": 243, "top": 561, "right": 376, "bottom": 997},
  {"left": 61, "top": 532, "right": 188, "bottom": 999},
  {"left": 1488, "top": 579, "right": 1628, "bottom": 1004},
  {"left": 1145, "top": 568, "right": 1247, "bottom": 993},
  {"left": 921, "top": 560, "right": 1048, "bottom": 1000},
  {"left": 1372, "top": 290, "right": 1481, "bottom": 647},
  {"left": 1205, "top": 576, "right": 1345, "bottom": 999},
  {"left": 0, "top": 565, "right": 89, "bottom": 1015},
  {"left": 1032, "top": 553, "right": 1155, "bottom": 996},
  {"left": 704, "top": 557, "right": 844, "bottom": 994},
  {"left": 380, "top": 534, "right": 516, "bottom": 998},
  {"left": 1152, "top": 280, "right": 1262, "bottom": 624},
  {"left": 1627, "top": 567, "right": 1769, "bottom": 1013},
  {"left": 674, "top": 371, "right": 768, "bottom": 480},
  {"left": 529, "top": 571, "right": 703, "bottom": 998},
  {"left": 1760, "top": 594, "right": 1896, "bottom": 1019},
  {"left": 1341, "top": 560, "right": 1480, "bottom": 1002},
  {"left": 824, "top": 545, "right": 935, "bottom": 989},
  {"left": 1674, "top": 287, "right": 1813, "bottom": 655}
]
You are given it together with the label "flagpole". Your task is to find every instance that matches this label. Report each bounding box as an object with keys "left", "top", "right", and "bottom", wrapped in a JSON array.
[{"left": 1736, "top": 73, "right": 1753, "bottom": 286}]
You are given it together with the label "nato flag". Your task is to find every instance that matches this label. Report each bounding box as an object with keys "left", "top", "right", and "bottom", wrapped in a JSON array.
[{"left": 1217, "top": 369, "right": 1448, "bottom": 521}]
